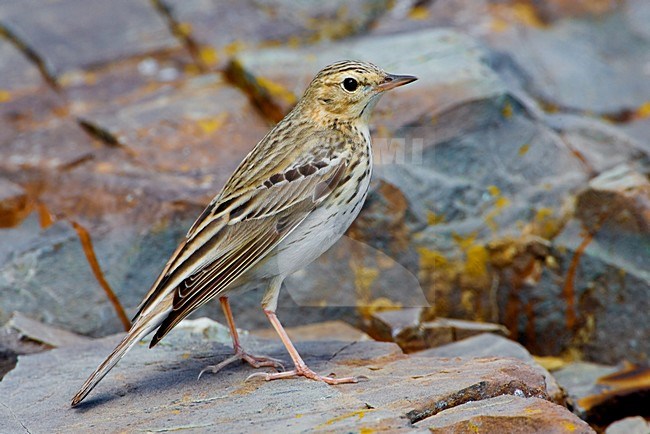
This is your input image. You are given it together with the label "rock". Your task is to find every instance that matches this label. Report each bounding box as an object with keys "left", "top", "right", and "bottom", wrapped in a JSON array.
[
  {"left": 416, "top": 395, "right": 595, "bottom": 434},
  {"left": 606, "top": 416, "right": 650, "bottom": 434},
  {"left": 501, "top": 206, "right": 650, "bottom": 363},
  {"left": 229, "top": 28, "right": 505, "bottom": 125},
  {"left": 62, "top": 50, "right": 194, "bottom": 115},
  {"left": 351, "top": 356, "right": 550, "bottom": 423},
  {"left": 490, "top": 163, "right": 650, "bottom": 364},
  {"left": 251, "top": 320, "right": 372, "bottom": 343},
  {"left": 420, "top": 333, "right": 564, "bottom": 404},
  {"left": 575, "top": 164, "right": 650, "bottom": 234},
  {"left": 554, "top": 362, "right": 650, "bottom": 427},
  {"left": 0, "top": 312, "right": 91, "bottom": 379},
  {"left": 421, "top": 318, "right": 509, "bottom": 348},
  {"left": 161, "top": 0, "right": 390, "bottom": 70},
  {"left": 486, "top": 5, "right": 650, "bottom": 115},
  {"left": 0, "top": 177, "right": 29, "bottom": 227},
  {"left": 0, "top": 119, "right": 94, "bottom": 174},
  {"left": 0, "top": 0, "right": 178, "bottom": 77},
  {"left": 0, "top": 321, "right": 47, "bottom": 380},
  {"left": 6, "top": 311, "right": 91, "bottom": 348},
  {"left": 367, "top": 307, "right": 422, "bottom": 351},
  {"left": 0, "top": 319, "right": 561, "bottom": 432},
  {"left": 0, "top": 211, "right": 198, "bottom": 336},
  {"left": 370, "top": 0, "right": 496, "bottom": 37},
  {"left": 367, "top": 309, "right": 509, "bottom": 353},
  {"left": 531, "top": 0, "right": 620, "bottom": 21},
  {"left": 0, "top": 38, "right": 43, "bottom": 92},
  {"left": 77, "top": 74, "right": 268, "bottom": 180},
  {"left": 553, "top": 361, "right": 619, "bottom": 400},
  {"left": 622, "top": 117, "right": 650, "bottom": 154},
  {"left": 545, "top": 114, "right": 647, "bottom": 175},
  {"left": 0, "top": 85, "right": 65, "bottom": 152}
]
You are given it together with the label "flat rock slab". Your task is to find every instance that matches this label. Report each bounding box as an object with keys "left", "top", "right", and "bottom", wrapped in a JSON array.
[
  {"left": 487, "top": 4, "right": 650, "bottom": 114},
  {"left": 163, "top": 0, "right": 389, "bottom": 69},
  {"left": 420, "top": 333, "right": 564, "bottom": 403},
  {"left": 230, "top": 28, "right": 505, "bottom": 129},
  {"left": 0, "top": 325, "right": 572, "bottom": 433},
  {"left": 0, "top": 0, "right": 178, "bottom": 77},
  {"left": 78, "top": 74, "right": 268, "bottom": 178},
  {"left": 416, "top": 394, "right": 595, "bottom": 434},
  {"left": 0, "top": 39, "right": 43, "bottom": 92}
]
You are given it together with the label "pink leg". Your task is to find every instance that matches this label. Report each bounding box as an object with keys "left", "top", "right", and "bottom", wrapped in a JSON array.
[
  {"left": 199, "top": 297, "right": 284, "bottom": 379},
  {"left": 247, "top": 309, "right": 358, "bottom": 385}
]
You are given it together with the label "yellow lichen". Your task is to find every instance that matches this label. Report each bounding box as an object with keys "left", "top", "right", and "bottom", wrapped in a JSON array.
[
  {"left": 196, "top": 113, "right": 229, "bottom": 134},
  {"left": 464, "top": 244, "right": 489, "bottom": 279},
  {"left": 177, "top": 22, "right": 193, "bottom": 38},
  {"left": 198, "top": 45, "right": 219, "bottom": 66},
  {"left": 223, "top": 40, "right": 245, "bottom": 56},
  {"left": 417, "top": 247, "right": 449, "bottom": 270},
  {"left": 318, "top": 410, "right": 368, "bottom": 428},
  {"left": 427, "top": 211, "right": 445, "bottom": 225},
  {"left": 636, "top": 101, "right": 650, "bottom": 119},
  {"left": 460, "top": 289, "right": 475, "bottom": 312},
  {"left": 502, "top": 101, "right": 513, "bottom": 118},
  {"left": 452, "top": 231, "right": 479, "bottom": 251},
  {"left": 561, "top": 421, "right": 578, "bottom": 432},
  {"left": 408, "top": 6, "right": 430, "bottom": 20},
  {"left": 0, "top": 89, "right": 13, "bottom": 103},
  {"left": 256, "top": 76, "right": 297, "bottom": 105},
  {"left": 487, "top": 185, "right": 500, "bottom": 197},
  {"left": 359, "top": 298, "right": 402, "bottom": 318}
]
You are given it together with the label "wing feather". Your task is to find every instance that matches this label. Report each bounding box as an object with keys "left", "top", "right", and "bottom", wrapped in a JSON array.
[{"left": 137, "top": 155, "right": 349, "bottom": 346}]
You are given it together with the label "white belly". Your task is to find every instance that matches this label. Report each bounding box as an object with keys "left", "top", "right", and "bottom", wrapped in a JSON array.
[{"left": 255, "top": 160, "right": 371, "bottom": 279}]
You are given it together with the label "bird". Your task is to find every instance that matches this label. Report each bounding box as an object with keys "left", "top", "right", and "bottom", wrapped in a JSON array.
[{"left": 71, "top": 60, "right": 417, "bottom": 407}]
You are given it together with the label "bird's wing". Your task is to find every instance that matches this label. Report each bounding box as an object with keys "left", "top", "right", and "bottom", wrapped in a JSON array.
[{"left": 135, "top": 154, "right": 348, "bottom": 346}]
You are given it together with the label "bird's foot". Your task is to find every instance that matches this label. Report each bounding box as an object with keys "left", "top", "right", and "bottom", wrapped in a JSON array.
[
  {"left": 245, "top": 364, "right": 362, "bottom": 385},
  {"left": 198, "top": 349, "right": 285, "bottom": 380}
]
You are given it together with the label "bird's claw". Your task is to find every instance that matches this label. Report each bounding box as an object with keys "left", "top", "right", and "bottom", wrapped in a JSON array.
[
  {"left": 245, "top": 366, "right": 360, "bottom": 385},
  {"left": 198, "top": 351, "right": 285, "bottom": 380}
]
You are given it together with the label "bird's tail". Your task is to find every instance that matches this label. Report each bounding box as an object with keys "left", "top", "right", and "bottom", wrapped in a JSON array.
[{"left": 70, "top": 313, "right": 165, "bottom": 407}]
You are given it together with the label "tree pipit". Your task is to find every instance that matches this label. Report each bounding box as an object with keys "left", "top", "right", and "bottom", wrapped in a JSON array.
[{"left": 71, "top": 60, "right": 416, "bottom": 406}]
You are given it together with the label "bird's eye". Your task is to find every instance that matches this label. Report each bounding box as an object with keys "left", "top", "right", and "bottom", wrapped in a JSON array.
[{"left": 342, "top": 77, "right": 359, "bottom": 92}]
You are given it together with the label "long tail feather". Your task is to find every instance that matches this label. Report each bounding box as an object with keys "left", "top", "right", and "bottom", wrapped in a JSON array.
[{"left": 70, "top": 314, "right": 164, "bottom": 407}]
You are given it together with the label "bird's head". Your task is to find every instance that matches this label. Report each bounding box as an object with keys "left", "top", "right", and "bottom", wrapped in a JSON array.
[{"left": 300, "top": 60, "right": 417, "bottom": 124}]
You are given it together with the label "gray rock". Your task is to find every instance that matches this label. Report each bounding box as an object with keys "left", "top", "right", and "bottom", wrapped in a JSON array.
[
  {"left": 416, "top": 395, "right": 595, "bottom": 434},
  {"left": 5, "top": 311, "right": 90, "bottom": 348},
  {"left": 622, "top": 118, "right": 650, "bottom": 155},
  {"left": 553, "top": 362, "right": 650, "bottom": 426},
  {"left": 77, "top": 74, "right": 268, "bottom": 180},
  {"left": 0, "top": 119, "right": 94, "bottom": 172},
  {"left": 497, "top": 218, "right": 650, "bottom": 363},
  {"left": 576, "top": 164, "right": 650, "bottom": 233},
  {"left": 0, "top": 38, "right": 42, "bottom": 91},
  {"left": 0, "top": 0, "right": 178, "bottom": 77},
  {"left": 162, "top": 0, "right": 390, "bottom": 68},
  {"left": 0, "top": 319, "right": 563, "bottom": 433},
  {"left": 0, "top": 211, "right": 196, "bottom": 336},
  {"left": 230, "top": 28, "right": 505, "bottom": 126},
  {"left": 419, "top": 333, "right": 564, "bottom": 404},
  {"left": 545, "top": 114, "right": 648, "bottom": 175},
  {"left": 553, "top": 361, "right": 618, "bottom": 401},
  {"left": 0, "top": 312, "right": 91, "bottom": 379},
  {"left": 487, "top": 6, "right": 650, "bottom": 115},
  {"left": 606, "top": 416, "right": 650, "bottom": 434}
]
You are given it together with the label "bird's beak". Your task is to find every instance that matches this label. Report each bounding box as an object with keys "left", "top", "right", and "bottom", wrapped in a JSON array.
[{"left": 376, "top": 73, "right": 418, "bottom": 92}]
